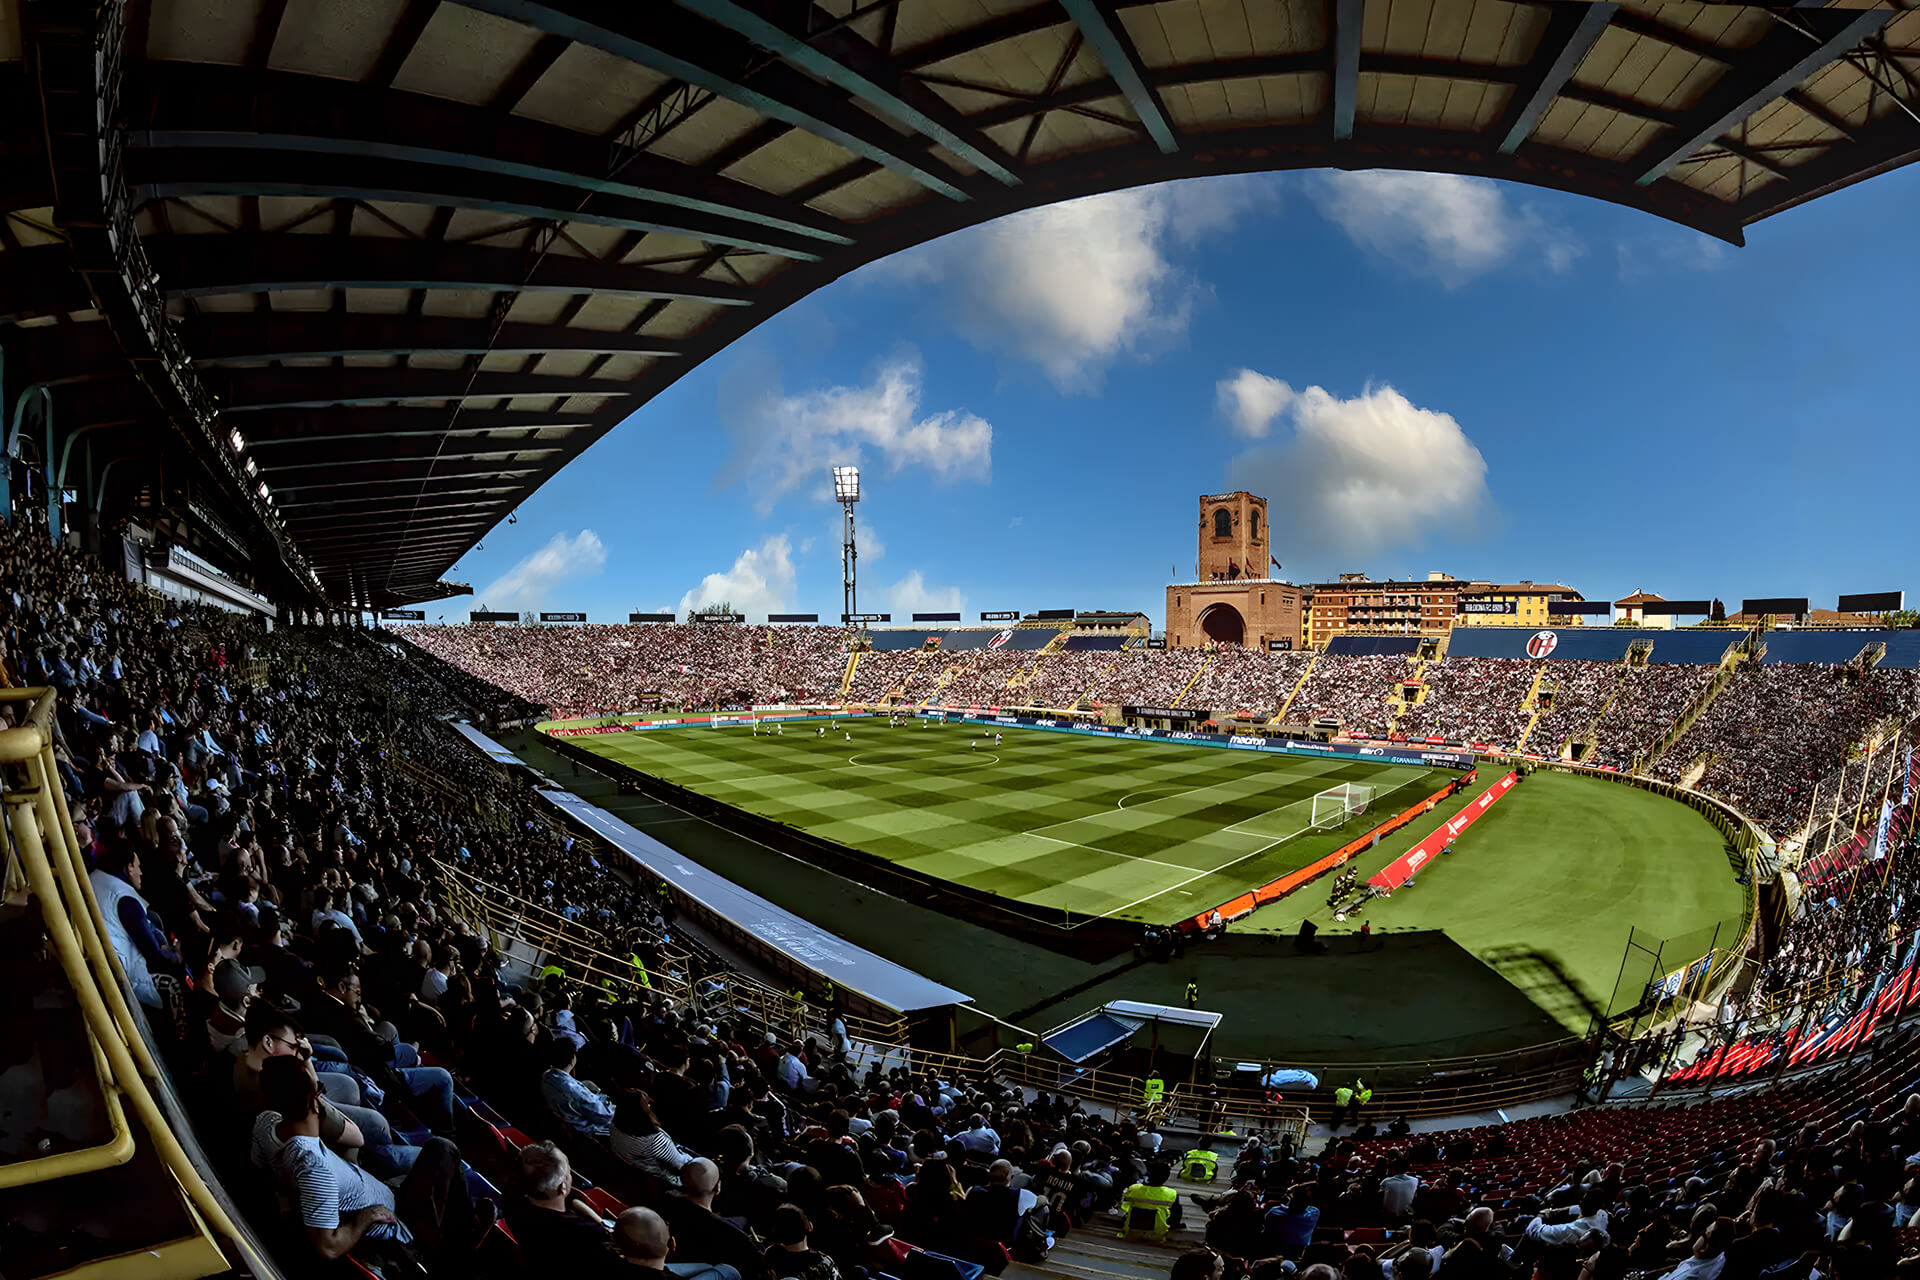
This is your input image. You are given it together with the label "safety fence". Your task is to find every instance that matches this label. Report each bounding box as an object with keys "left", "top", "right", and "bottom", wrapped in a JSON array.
[
  {"left": 1182, "top": 775, "right": 1468, "bottom": 931},
  {"left": 1, "top": 686, "right": 272, "bottom": 1278}
]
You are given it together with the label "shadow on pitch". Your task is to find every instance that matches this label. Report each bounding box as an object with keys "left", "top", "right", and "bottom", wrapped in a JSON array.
[{"left": 1478, "top": 945, "right": 1607, "bottom": 1033}]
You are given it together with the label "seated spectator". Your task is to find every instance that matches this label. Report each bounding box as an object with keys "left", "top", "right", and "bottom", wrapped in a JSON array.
[
  {"left": 660, "top": 1158, "right": 772, "bottom": 1280},
  {"left": 1263, "top": 1187, "right": 1320, "bottom": 1259},
  {"left": 1524, "top": 1185, "right": 1611, "bottom": 1248},
  {"left": 765, "top": 1204, "right": 841, "bottom": 1280},
  {"left": 251, "top": 1055, "right": 484, "bottom": 1268},
  {"left": 1117, "top": 1159, "right": 1184, "bottom": 1232},
  {"left": 505, "top": 1140, "right": 618, "bottom": 1275},
  {"left": 1660, "top": 1218, "right": 1735, "bottom": 1280},
  {"left": 1381, "top": 1156, "right": 1421, "bottom": 1221},
  {"left": 89, "top": 844, "right": 178, "bottom": 1011},
  {"left": 611, "top": 1205, "right": 741, "bottom": 1280},
  {"left": 965, "top": 1159, "right": 1024, "bottom": 1249},
  {"left": 955, "top": 1112, "right": 1001, "bottom": 1158},
  {"left": 612, "top": 1089, "right": 694, "bottom": 1186},
  {"left": 903, "top": 1156, "right": 970, "bottom": 1250},
  {"left": 543, "top": 1038, "right": 617, "bottom": 1138}
]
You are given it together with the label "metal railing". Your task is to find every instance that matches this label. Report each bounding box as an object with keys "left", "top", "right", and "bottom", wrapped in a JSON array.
[{"left": 1, "top": 686, "right": 262, "bottom": 1277}]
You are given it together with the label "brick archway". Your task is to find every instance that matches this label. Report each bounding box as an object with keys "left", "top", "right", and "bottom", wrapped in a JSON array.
[{"left": 1198, "top": 603, "right": 1245, "bottom": 647}]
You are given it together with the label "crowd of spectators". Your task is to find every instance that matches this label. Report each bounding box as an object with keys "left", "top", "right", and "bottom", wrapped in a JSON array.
[
  {"left": 1394, "top": 659, "right": 1538, "bottom": 749},
  {"left": 398, "top": 623, "right": 1920, "bottom": 843},
  {"left": 1748, "top": 830, "right": 1920, "bottom": 1010},
  {"left": 1291, "top": 656, "right": 1409, "bottom": 738},
  {"left": 406, "top": 623, "right": 848, "bottom": 719},
  {"left": 1193, "top": 1063, "right": 1920, "bottom": 1280},
  {"left": 4, "top": 523, "right": 1277, "bottom": 1279},
  {"left": 1652, "top": 665, "right": 1920, "bottom": 835},
  {"left": 1583, "top": 666, "right": 1719, "bottom": 772}
]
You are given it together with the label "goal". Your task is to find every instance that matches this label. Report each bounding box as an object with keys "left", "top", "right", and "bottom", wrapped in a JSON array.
[{"left": 1310, "top": 782, "right": 1374, "bottom": 830}]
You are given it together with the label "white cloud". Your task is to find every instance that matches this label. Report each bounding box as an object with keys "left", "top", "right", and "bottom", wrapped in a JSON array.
[
  {"left": 477, "top": 529, "right": 606, "bottom": 612},
  {"left": 1217, "top": 368, "right": 1296, "bottom": 439},
  {"left": 677, "top": 535, "right": 797, "bottom": 619},
  {"left": 1227, "top": 375, "right": 1494, "bottom": 559},
  {"left": 1616, "top": 232, "right": 1728, "bottom": 279},
  {"left": 885, "top": 570, "right": 965, "bottom": 617},
  {"left": 722, "top": 353, "right": 991, "bottom": 510},
  {"left": 869, "top": 175, "right": 1276, "bottom": 392},
  {"left": 1312, "top": 171, "right": 1581, "bottom": 287},
  {"left": 1008, "top": 516, "right": 1023, "bottom": 528}
]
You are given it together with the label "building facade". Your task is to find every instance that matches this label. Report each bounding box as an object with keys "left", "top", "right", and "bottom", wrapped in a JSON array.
[
  {"left": 1454, "top": 583, "right": 1587, "bottom": 627},
  {"left": 1164, "top": 492, "right": 1302, "bottom": 650},
  {"left": 1304, "top": 573, "right": 1469, "bottom": 647}
]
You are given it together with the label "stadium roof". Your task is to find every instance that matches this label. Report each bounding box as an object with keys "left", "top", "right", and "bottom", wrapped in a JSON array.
[{"left": 5, "top": 1, "right": 1920, "bottom": 607}]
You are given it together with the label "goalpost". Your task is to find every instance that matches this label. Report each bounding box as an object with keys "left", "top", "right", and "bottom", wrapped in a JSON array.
[{"left": 1310, "top": 782, "right": 1374, "bottom": 830}]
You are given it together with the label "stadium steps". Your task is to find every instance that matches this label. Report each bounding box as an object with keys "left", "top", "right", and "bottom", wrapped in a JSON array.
[
  {"left": 1268, "top": 653, "right": 1318, "bottom": 726},
  {"left": 839, "top": 649, "right": 862, "bottom": 699},
  {"left": 1006, "top": 1197, "right": 1209, "bottom": 1280},
  {"left": 1635, "top": 654, "right": 1741, "bottom": 774},
  {"left": 1570, "top": 664, "right": 1630, "bottom": 761},
  {"left": 1513, "top": 670, "right": 1552, "bottom": 752},
  {"left": 1171, "top": 656, "right": 1213, "bottom": 709}
]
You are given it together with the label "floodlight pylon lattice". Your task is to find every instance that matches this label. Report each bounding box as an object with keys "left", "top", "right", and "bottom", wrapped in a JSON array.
[{"left": 834, "top": 465, "right": 860, "bottom": 626}]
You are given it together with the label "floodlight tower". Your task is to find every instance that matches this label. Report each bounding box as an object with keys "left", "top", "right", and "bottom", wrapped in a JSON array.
[{"left": 834, "top": 465, "right": 860, "bottom": 626}]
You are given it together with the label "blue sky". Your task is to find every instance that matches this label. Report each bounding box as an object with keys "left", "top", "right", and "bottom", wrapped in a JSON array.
[{"left": 443, "top": 163, "right": 1920, "bottom": 625}]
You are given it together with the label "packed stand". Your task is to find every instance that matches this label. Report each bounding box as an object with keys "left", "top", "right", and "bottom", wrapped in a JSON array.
[
  {"left": 1522, "top": 661, "right": 1620, "bottom": 761},
  {"left": 1178, "top": 649, "right": 1313, "bottom": 719},
  {"left": 1291, "top": 656, "right": 1409, "bottom": 737},
  {"left": 1584, "top": 665, "right": 1718, "bottom": 771},
  {"left": 1394, "top": 658, "right": 1537, "bottom": 749},
  {"left": 403, "top": 623, "right": 850, "bottom": 718},
  {"left": 1652, "top": 664, "right": 1920, "bottom": 837}
]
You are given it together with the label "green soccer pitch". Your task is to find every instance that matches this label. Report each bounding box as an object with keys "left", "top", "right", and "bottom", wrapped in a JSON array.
[{"left": 556, "top": 717, "right": 1454, "bottom": 926}]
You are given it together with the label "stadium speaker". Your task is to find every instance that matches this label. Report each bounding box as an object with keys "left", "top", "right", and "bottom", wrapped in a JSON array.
[{"left": 1295, "top": 919, "right": 1327, "bottom": 955}]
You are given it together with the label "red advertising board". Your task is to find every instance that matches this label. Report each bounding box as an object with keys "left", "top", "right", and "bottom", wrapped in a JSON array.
[{"left": 1368, "top": 770, "right": 1517, "bottom": 891}]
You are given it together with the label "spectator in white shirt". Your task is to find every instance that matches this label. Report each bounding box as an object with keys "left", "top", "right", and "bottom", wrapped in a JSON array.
[
  {"left": 1380, "top": 1155, "right": 1420, "bottom": 1220},
  {"left": 1524, "top": 1184, "right": 1611, "bottom": 1249},
  {"left": 955, "top": 1114, "right": 1000, "bottom": 1157},
  {"left": 419, "top": 942, "right": 458, "bottom": 1006}
]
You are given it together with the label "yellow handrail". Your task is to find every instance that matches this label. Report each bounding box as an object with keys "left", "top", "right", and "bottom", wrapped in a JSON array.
[{"left": 0, "top": 688, "right": 268, "bottom": 1274}]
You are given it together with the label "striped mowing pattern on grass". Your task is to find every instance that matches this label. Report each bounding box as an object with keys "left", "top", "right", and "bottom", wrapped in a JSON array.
[{"left": 565, "top": 719, "right": 1452, "bottom": 924}]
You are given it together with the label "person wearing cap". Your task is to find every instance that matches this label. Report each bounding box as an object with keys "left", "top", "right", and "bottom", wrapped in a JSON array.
[{"left": 207, "top": 957, "right": 265, "bottom": 1055}]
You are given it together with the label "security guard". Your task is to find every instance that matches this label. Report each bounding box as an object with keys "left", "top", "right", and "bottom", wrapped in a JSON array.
[
  {"left": 630, "top": 952, "right": 653, "bottom": 991},
  {"left": 1349, "top": 1079, "right": 1371, "bottom": 1126},
  {"left": 1183, "top": 980, "right": 1200, "bottom": 1009},
  {"left": 1332, "top": 1082, "right": 1354, "bottom": 1127},
  {"left": 1115, "top": 1161, "right": 1181, "bottom": 1242},
  {"left": 1141, "top": 1069, "right": 1166, "bottom": 1110}
]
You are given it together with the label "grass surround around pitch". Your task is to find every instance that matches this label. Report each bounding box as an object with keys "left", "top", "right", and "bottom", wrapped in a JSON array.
[{"left": 563, "top": 717, "right": 1452, "bottom": 925}]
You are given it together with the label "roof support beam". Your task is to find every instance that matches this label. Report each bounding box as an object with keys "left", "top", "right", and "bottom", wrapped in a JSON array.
[
  {"left": 448, "top": 0, "right": 975, "bottom": 200},
  {"left": 184, "top": 314, "right": 687, "bottom": 364},
  {"left": 129, "top": 146, "right": 825, "bottom": 260},
  {"left": 259, "top": 446, "right": 563, "bottom": 473},
  {"left": 281, "top": 489, "right": 518, "bottom": 514},
  {"left": 675, "top": 0, "right": 1022, "bottom": 183},
  {"left": 1500, "top": 3, "right": 1616, "bottom": 154},
  {"left": 240, "top": 408, "right": 594, "bottom": 443},
  {"left": 1331, "top": 0, "right": 1363, "bottom": 141},
  {"left": 1058, "top": 0, "right": 1177, "bottom": 153},
  {"left": 127, "top": 102, "right": 843, "bottom": 258},
  {"left": 211, "top": 367, "right": 641, "bottom": 412},
  {"left": 1636, "top": 9, "right": 1893, "bottom": 186},
  {"left": 143, "top": 234, "right": 754, "bottom": 306}
]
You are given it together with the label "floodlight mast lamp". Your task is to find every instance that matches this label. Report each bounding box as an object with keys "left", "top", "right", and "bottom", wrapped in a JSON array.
[{"left": 834, "top": 465, "right": 860, "bottom": 627}]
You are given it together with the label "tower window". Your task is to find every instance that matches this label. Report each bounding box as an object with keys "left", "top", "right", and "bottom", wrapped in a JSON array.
[
  {"left": 1213, "top": 508, "right": 1232, "bottom": 538},
  {"left": 1251, "top": 509, "right": 1261, "bottom": 541}
]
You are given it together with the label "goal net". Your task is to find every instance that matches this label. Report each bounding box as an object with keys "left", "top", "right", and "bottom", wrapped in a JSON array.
[{"left": 1310, "top": 782, "right": 1374, "bottom": 830}]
